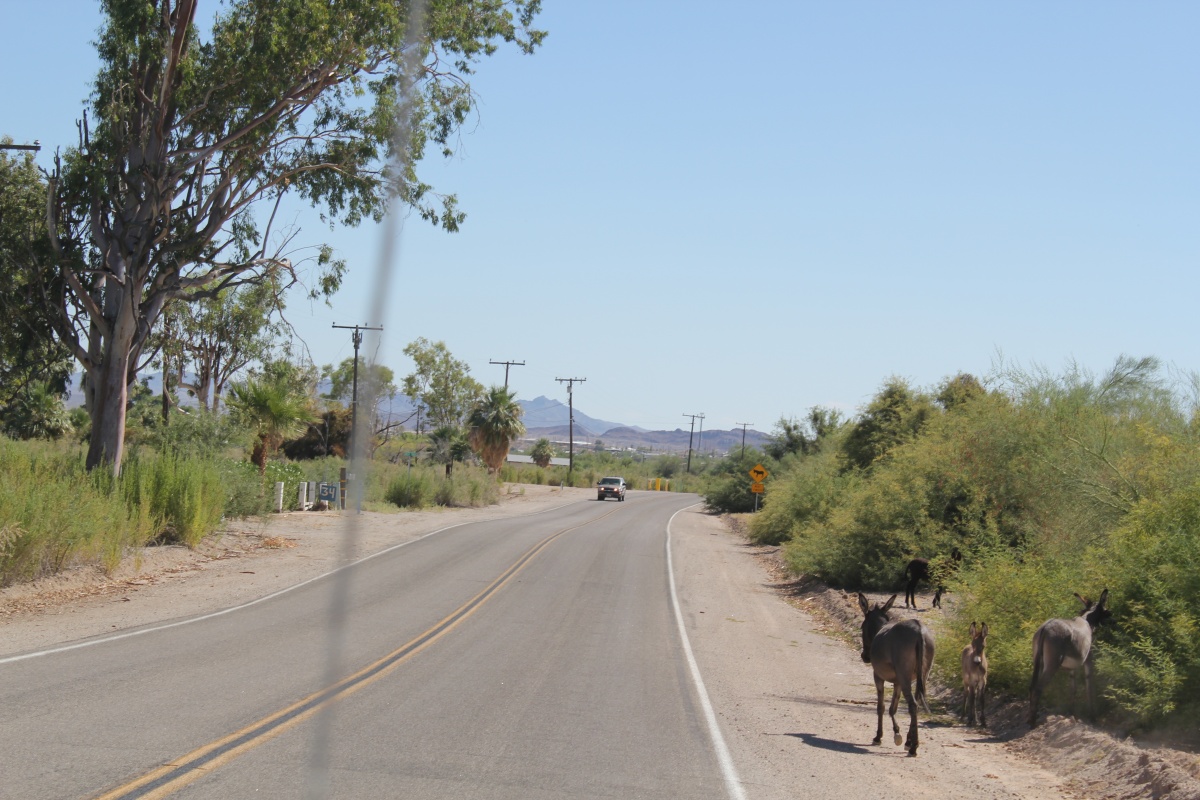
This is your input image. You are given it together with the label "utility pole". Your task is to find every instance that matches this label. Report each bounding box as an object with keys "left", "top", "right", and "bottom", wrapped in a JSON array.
[
  {"left": 489, "top": 359, "right": 525, "bottom": 389},
  {"left": 333, "top": 323, "right": 384, "bottom": 510},
  {"left": 735, "top": 422, "right": 753, "bottom": 459},
  {"left": 556, "top": 377, "right": 586, "bottom": 484},
  {"left": 696, "top": 413, "right": 706, "bottom": 458},
  {"left": 683, "top": 413, "right": 704, "bottom": 474}
]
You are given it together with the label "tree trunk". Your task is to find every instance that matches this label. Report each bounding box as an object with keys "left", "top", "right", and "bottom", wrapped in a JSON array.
[
  {"left": 82, "top": 245, "right": 147, "bottom": 477},
  {"left": 252, "top": 438, "right": 267, "bottom": 475},
  {"left": 86, "top": 309, "right": 137, "bottom": 475}
]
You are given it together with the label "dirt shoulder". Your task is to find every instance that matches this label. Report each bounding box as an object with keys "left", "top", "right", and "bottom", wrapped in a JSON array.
[
  {"left": 717, "top": 515, "right": 1200, "bottom": 800},
  {"left": 0, "top": 484, "right": 592, "bottom": 657}
]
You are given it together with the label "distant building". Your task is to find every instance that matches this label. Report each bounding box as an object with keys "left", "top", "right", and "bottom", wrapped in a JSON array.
[{"left": 506, "top": 454, "right": 571, "bottom": 467}]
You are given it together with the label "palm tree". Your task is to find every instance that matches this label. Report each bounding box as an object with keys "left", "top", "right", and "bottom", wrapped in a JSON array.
[
  {"left": 429, "top": 425, "right": 472, "bottom": 476},
  {"left": 467, "top": 386, "right": 526, "bottom": 473},
  {"left": 227, "top": 373, "right": 316, "bottom": 474},
  {"left": 530, "top": 437, "right": 555, "bottom": 469},
  {"left": 2, "top": 381, "right": 72, "bottom": 440}
]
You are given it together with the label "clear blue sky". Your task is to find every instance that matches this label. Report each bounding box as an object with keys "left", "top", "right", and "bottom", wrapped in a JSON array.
[{"left": 4, "top": 2, "right": 1197, "bottom": 434}]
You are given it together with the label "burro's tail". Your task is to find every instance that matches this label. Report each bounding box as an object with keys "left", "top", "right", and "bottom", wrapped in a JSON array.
[{"left": 916, "top": 637, "right": 930, "bottom": 713}]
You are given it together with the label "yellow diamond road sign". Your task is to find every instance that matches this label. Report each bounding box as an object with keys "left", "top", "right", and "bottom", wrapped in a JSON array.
[{"left": 749, "top": 464, "right": 769, "bottom": 482}]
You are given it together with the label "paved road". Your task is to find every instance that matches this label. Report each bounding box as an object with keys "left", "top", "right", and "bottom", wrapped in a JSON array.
[
  {"left": 1, "top": 491, "right": 1074, "bottom": 800},
  {"left": 1, "top": 492, "right": 730, "bottom": 799}
]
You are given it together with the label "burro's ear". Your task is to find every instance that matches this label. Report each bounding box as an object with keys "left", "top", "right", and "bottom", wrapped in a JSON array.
[
  {"left": 981, "top": 622, "right": 989, "bottom": 638},
  {"left": 1074, "top": 592, "right": 1088, "bottom": 608},
  {"left": 882, "top": 594, "right": 897, "bottom": 612},
  {"left": 857, "top": 592, "right": 871, "bottom": 615},
  {"left": 968, "top": 621, "right": 977, "bottom": 638},
  {"left": 1097, "top": 588, "right": 1109, "bottom": 608}
]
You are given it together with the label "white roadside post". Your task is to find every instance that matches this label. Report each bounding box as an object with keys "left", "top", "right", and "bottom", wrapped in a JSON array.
[{"left": 274, "top": 482, "right": 285, "bottom": 513}]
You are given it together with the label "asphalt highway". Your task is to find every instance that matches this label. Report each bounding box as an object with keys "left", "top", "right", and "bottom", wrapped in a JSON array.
[{"left": 1, "top": 492, "right": 729, "bottom": 800}]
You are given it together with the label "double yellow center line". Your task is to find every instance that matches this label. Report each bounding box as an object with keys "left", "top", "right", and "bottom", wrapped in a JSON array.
[{"left": 96, "top": 506, "right": 620, "bottom": 799}]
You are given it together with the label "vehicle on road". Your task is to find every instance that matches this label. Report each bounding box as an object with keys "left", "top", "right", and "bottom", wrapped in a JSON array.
[{"left": 596, "top": 476, "right": 627, "bottom": 501}]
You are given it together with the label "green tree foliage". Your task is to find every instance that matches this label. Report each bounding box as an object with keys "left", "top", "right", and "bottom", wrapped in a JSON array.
[
  {"left": 530, "top": 437, "right": 555, "bottom": 468},
  {"left": 160, "top": 280, "right": 287, "bottom": 414},
  {"left": 283, "top": 408, "right": 353, "bottom": 460},
  {"left": 764, "top": 407, "right": 845, "bottom": 460},
  {"left": 322, "top": 357, "right": 400, "bottom": 442},
  {"left": 467, "top": 386, "right": 526, "bottom": 473},
  {"left": 402, "top": 338, "right": 484, "bottom": 430},
  {"left": 0, "top": 147, "right": 73, "bottom": 412},
  {"left": 841, "top": 378, "right": 937, "bottom": 471},
  {"left": 29, "top": 0, "right": 544, "bottom": 475},
  {"left": 936, "top": 372, "right": 986, "bottom": 411}
]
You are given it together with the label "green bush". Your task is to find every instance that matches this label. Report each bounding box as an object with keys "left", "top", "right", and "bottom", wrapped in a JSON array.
[
  {"left": 121, "top": 453, "right": 225, "bottom": 547},
  {"left": 217, "top": 458, "right": 274, "bottom": 517},
  {"left": 749, "top": 450, "right": 851, "bottom": 545},
  {"left": 385, "top": 472, "right": 435, "bottom": 508},
  {"left": 1098, "top": 483, "right": 1200, "bottom": 724},
  {"left": 0, "top": 438, "right": 154, "bottom": 584}
]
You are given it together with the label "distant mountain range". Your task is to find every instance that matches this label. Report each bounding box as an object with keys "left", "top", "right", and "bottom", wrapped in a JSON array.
[{"left": 516, "top": 395, "right": 631, "bottom": 434}]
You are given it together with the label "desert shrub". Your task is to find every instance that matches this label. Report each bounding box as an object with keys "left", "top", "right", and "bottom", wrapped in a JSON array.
[
  {"left": 0, "top": 438, "right": 154, "bottom": 584},
  {"left": 749, "top": 449, "right": 851, "bottom": 545},
  {"left": 1097, "top": 483, "right": 1200, "bottom": 724},
  {"left": 121, "top": 453, "right": 225, "bottom": 547},
  {"left": 700, "top": 449, "right": 771, "bottom": 514},
  {"left": 432, "top": 475, "right": 456, "bottom": 506},
  {"left": 385, "top": 472, "right": 435, "bottom": 508},
  {"left": 134, "top": 409, "right": 250, "bottom": 459}
]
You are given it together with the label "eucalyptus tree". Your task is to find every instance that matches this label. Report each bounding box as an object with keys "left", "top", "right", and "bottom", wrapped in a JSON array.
[
  {"left": 31, "top": 0, "right": 544, "bottom": 475},
  {"left": 166, "top": 279, "right": 287, "bottom": 413},
  {"left": 402, "top": 338, "right": 484, "bottom": 430},
  {"left": 323, "top": 357, "right": 400, "bottom": 436},
  {"left": 467, "top": 385, "right": 525, "bottom": 473}
]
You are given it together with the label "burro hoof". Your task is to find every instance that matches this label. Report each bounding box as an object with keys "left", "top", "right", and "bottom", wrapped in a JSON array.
[
  {"left": 907, "top": 749, "right": 919, "bottom": 758},
  {"left": 871, "top": 736, "right": 882, "bottom": 746},
  {"left": 894, "top": 733, "right": 903, "bottom": 746}
]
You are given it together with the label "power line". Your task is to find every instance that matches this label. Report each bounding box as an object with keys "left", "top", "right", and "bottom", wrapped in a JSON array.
[
  {"left": 682, "top": 413, "right": 704, "bottom": 474},
  {"left": 332, "top": 323, "right": 384, "bottom": 511},
  {"left": 734, "top": 422, "right": 753, "bottom": 459},
  {"left": 488, "top": 359, "right": 525, "bottom": 389},
  {"left": 555, "top": 377, "right": 586, "bottom": 483}
]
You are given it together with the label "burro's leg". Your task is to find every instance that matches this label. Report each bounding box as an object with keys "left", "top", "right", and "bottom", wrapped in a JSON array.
[
  {"left": 901, "top": 681, "right": 920, "bottom": 756},
  {"left": 889, "top": 682, "right": 903, "bottom": 746},
  {"left": 872, "top": 674, "right": 885, "bottom": 745}
]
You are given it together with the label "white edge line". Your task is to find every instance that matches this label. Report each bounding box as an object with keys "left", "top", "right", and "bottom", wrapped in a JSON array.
[
  {"left": 0, "top": 499, "right": 583, "bottom": 666},
  {"left": 667, "top": 503, "right": 748, "bottom": 800}
]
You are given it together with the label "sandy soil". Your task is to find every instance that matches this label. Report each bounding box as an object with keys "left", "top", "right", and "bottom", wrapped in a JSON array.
[{"left": 4, "top": 490, "right": 1200, "bottom": 799}]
